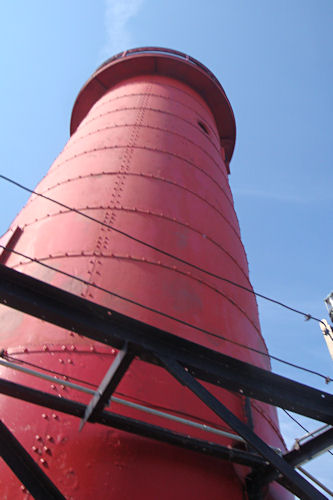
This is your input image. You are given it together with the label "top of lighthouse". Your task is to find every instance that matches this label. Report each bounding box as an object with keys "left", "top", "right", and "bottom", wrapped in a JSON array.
[{"left": 70, "top": 47, "right": 236, "bottom": 165}]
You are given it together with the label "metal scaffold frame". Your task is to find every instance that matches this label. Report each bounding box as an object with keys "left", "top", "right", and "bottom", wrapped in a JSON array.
[{"left": 0, "top": 264, "right": 332, "bottom": 500}]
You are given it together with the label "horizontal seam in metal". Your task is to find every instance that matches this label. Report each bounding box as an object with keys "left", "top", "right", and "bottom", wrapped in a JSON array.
[
  {"left": 111, "top": 254, "right": 262, "bottom": 336},
  {"left": 20, "top": 206, "right": 250, "bottom": 282},
  {"left": 5, "top": 349, "right": 240, "bottom": 434},
  {"left": 93, "top": 77, "right": 218, "bottom": 111},
  {"left": 49, "top": 144, "right": 228, "bottom": 194},
  {"left": 76, "top": 107, "right": 228, "bottom": 179},
  {"left": 94, "top": 82, "right": 215, "bottom": 118},
  {"left": 46, "top": 152, "right": 228, "bottom": 206},
  {"left": 8, "top": 346, "right": 116, "bottom": 355},
  {"left": 38, "top": 173, "right": 238, "bottom": 235},
  {"left": 140, "top": 79, "right": 221, "bottom": 122},
  {"left": 68, "top": 122, "right": 223, "bottom": 172},
  {"left": 24, "top": 176, "right": 247, "bottom": 274},
  {"left": 251, "top": 401, "right": 286, "bottom": 445},
  {"left": 91, "top": 91, "right": 220, "bottom": 144},
  {"left": 13, "top": 253, "right": 262, "bottom": 337}
]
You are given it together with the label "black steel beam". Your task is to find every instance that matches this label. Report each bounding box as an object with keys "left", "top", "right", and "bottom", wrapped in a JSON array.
[
  {"left": 157, "top": 354, "right": 327, "bottom": 500},
  {"left": 0, "top": 377, "right": 266, "bottom": 468},
  {"left": 248, "top": 427, "right": 333, "bottom": 489},
  {"left": 0, "top": 420, "right": 65, "bottom": 500},
  {"left": 245, "top": 397, "right": 254, "bottom": 430},
  {"left": 284, "top": 427, "right": 333, "bottom": 467},
  {"left": 0, "top": 264, "right": 332, "bottom": 425},
  {"left": 80, "top": 343, "right": 135, "bottom": 430}
]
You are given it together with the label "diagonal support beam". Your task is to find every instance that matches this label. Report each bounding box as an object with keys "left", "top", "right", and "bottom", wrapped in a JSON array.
[
  {"left": 0, "top": 420, "right": 65, "bottom": 500},
  {"left": 247, "top": 426, "right": 333, "bottom": 490},
  {"left": 157, "top": 354, "right": 327, "bottom": 500},
  {"left": 0, "top": 264, "right": 332, "bottom": 425},
  {"left": 80, "top": 342, "right": 135, "bottom": 430}
]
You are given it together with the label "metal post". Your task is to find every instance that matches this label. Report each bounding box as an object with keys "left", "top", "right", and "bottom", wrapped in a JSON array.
[{"left": 80, "top": 342, "right": 135, "bottom": 430}]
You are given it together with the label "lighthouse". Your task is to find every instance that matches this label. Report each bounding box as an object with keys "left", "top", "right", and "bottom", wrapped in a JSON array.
[{"left": 0, "top": 48, "right": 292, "bottom": 499}]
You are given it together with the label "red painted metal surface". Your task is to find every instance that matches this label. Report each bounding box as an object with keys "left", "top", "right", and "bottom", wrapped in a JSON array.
[{"left": 0, "top": 48, "right": 291, "bottom": 499}]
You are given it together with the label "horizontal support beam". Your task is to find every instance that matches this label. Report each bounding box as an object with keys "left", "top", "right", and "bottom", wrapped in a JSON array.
[
  {"left": 0, "top": 378, "right": 266, "bottom": 468},
  {"left": 0, "top": 264, "right": 332, "bottom": 424},
  {"left": 0, "top": 420, "right": 65, "bottom": 500},
  {"left": 157, "top": 354, "right": 327, "bottom": 500}
]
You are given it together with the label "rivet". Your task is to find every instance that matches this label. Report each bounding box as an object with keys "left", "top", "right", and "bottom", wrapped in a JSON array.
[
  {"left": 61, "top": 345, "right": 67, "bottom": 351},
  {"left": 60, "top": 385, "right": 66, "bottom": 390},
  {"left": 40, "top": 458, "right": 47, "bottom": 465},
  {"left": 43, "top": 446, "right": 51, "bottom": 454},
  {"left": 58, "top": 358, "right": 64, "bottom": 364},
  {"left": 32, "top": 446, "right": 38, "bottom": 452},
  {"left": 50, "top": 384, "right": 56, "bottom": 390},
  {"left": 43, "top": 345, "right": 49, "bottom": 351},
  {"left": 46, "top": 435, "right": 53, "bottom": 442},
  {"left": 90, "top": 346, "right": 95, "bottom": 352},
  {"left": 42, "top": 413, "right": 48, "bottom": 419},
  {"left": 52, "top": 413, "right": 58, "bottom": 420},
  {"left": 35, "top": 435, "right": 42, "bottom": 441},
  {"left": 67, "top": 359, "right": 73, "bottom": 364},
  {"left": 20, "top": 485, "right": 26, "bottom": 492}
]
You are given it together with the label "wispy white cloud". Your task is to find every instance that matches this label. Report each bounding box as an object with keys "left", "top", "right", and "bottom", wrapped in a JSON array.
[{"left": 100, "top": 0, "right": 145, "bottom": 61}]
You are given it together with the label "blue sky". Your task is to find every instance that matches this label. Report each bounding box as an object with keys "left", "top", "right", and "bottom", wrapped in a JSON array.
[{"left": 1, "top": 1, "right": 332, "bottom": 496}]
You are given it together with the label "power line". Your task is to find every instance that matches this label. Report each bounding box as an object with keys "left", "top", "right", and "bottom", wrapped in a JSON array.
[
  {"left": 0, "top": 174, "right": 326, "bottom": 327},
  {"left": 283, "top": 409, "right": 333, "bottom": 458},
  {"left": 1, "top": 244, "right": 332, "bottom": 383}
]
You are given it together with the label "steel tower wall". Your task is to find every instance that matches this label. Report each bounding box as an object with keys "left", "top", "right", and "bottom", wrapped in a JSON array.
[{"left": 0, "top": 48, "right": 291, "bottom": 499}]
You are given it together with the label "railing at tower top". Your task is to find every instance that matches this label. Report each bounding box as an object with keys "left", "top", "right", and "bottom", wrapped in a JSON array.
[{"left": 96, "top": 46, "right": 225, "bottom": 94}]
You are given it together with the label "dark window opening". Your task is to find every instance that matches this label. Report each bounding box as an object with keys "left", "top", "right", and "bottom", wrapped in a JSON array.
[{"left": 198, "top": 120, "right": 209, "bottom": 135}]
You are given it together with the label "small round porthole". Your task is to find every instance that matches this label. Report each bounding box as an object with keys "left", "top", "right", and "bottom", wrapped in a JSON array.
[{"left": 198, "top": 120, "right": 209, "bottom": 135}]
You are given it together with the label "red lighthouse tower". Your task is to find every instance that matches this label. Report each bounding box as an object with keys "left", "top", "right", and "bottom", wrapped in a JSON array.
[{"left": 0, "top": 48, "right": 293, "bottom": 499}]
